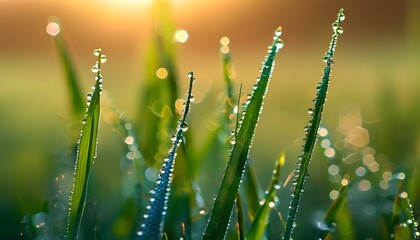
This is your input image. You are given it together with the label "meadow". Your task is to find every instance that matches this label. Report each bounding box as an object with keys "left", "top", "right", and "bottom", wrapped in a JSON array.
[{"left": 0, "top": 1, "right": 419, "bottom": 239}]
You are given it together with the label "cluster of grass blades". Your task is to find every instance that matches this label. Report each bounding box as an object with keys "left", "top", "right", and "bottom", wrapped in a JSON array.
[{"left": 22, "top": 5, "right": 418, "bottom": 240}]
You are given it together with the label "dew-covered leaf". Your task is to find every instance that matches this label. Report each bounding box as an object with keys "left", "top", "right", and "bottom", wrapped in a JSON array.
[
  {"left": 138, "top": 72, "right": 195, "bottom": 239},
  {"left": 391, "top": 184, "right": 419, "bottom": 240},
  {"left": 66, "top": 49, "right": 105, "bottom": 239},
  {"left": 283, "top": 9, "right": 345, "bottom": 240},
  {"left": 316, "top": 184, "right": 349, "bottom": 239},
  {"left": 202, "top": 26, "right": 284, "bottom": 240},
  {"left": 246, "top": 153, "right": 284, "bottom": 240}
]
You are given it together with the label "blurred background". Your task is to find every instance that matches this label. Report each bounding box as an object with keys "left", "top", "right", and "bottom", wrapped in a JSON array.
[{"left": 1, "top": 0, "right": 419, "bottom": 239}]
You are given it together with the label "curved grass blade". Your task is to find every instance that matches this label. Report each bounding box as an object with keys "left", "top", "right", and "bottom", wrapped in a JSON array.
[
  {"left": 391, "top": 184, "right": 420, "bottom": 240},
  {"left": 282, "top": 9, "right": 345, "bottom": 240},
  {"left": 138, "top": 72, "right": 195, "bottom": 239},
  {"left": 246, "top": 153, "right": 284, "bottom": 240},
  {"left": 202, "top": 27, "right": 284, "bottom": 240},
  {"left": 47, "top": 18, "right": 84, "bottom": 117},
  {"left": 66, "top": 49, "right": 106, "bottom": 239},
  {"left": 316, "top": 184, "right": 350, "bottom": 239}
]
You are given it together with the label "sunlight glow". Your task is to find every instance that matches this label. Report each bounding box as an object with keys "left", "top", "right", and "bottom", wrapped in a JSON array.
[
  {"left": 174, "top": 29, "right": 189, "bottom": 43},
  {"left": 46, "top": 22, "right": 60, "bottom": 36}
]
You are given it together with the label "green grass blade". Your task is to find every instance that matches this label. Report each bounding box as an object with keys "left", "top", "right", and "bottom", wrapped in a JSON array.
[
  {"left": 391, "top": 184, "right": 419, "bottom": 240},
  {"left": 236, "top": 192, "right": 245, "bottom": 240},
  {"left": 202, "top": 27, "right": 284, "bottom": 240},
  {"left": 66, "top": 49, "right": 105, "bottom": 239},
  {"left": 138, "top": 72, "right": 195, "bottom": 239},
  {"left": 244, "top": 164, "right": 261, "bottom": 220},
  {"left": 246, "top": 153, "right": 284, "bottom": 240},
  {"left": 282, "top": 9, "right": 345, "bottom": 240},
  {"left": 316, "top": 184, "right": 350, "bottom": 239},
  {"left": 47, "top": 18, "right": 84, "bottom": 117},
  {"left": 138, "top": 0, "right": 179, "bottom": 167}
]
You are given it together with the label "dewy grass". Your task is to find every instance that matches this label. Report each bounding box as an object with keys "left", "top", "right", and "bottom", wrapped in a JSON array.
[
  {"left": 202, "top": 26, "right": 284, "bottom": 240},
  {"left": 138, "top": 72, "right": 195, "bottom": 239},
  {"left": 246, "top": 153, "right": 284, "bottom": 240},
  {"left": 282, "top": 9, "right": 345, "bottom": 240},
  {"left": 66, "top": 49, "right": 105, "bottom": 239},
  {"left": 22, "top": 7, "right": 363, "bottom": 240}
]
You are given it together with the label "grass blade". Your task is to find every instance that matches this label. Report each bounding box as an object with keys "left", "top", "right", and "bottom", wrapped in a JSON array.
[
  {"left": 47, "top": 18, "right": 84, "bottom": 117},
  {"left": 391, "top": 184, "right": 419, "bottom": 240},
  {"left": 246, "top": 153, "right": 284, "bottom": 240},
  {"left": 139, "top": 0, "right": 179, "bottom": 167},
  {"left": 138, "top": 72, "right": 195, "bottom": 239},
  {"left": 316, "top": 184, "right": 350, "bottom": 239},
  {"left": 66, "top": 49, "right": 105, "bottom": 239},
  {"left": 282, "top": 9, "right": 345, "bottom": 240},
  {"left": 202, "top": 26, "right": 284, "bottom": 240},
  {"left": 244, "top": 164, "right": 261, "bottom": 220},
  {"left": 236, "top": 192, "right": 245, "bottom": 240}
]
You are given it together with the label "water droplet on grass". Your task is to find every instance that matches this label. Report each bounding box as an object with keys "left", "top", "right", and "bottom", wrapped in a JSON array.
[
  {"left": 100, "top": 55, "right": 107, "bottom": 63},
  {"left": 91, "top": 65, "right": 99, "bottom": 73},
  {"left": 180, "top": 122, "right": 189, "bottom": 132},
  {"left": 307, "top": 108, "right": 314, "bottom": 115},
  {"left": 93, "top": 49, "right": 101, "bottom": 56}
]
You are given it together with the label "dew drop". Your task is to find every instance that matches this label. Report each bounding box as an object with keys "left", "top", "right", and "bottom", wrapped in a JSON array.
[
  {"left": 276, "top": 39, "right": 284, "bottom": 49},
  {"left": 91, "top": 65, "right": 99, "bottom": 73},
  {"left": 317, "top": 220, "right": 336, "bottom": 231},
  {"left": 336, "top": 27, "right": 344, "bottom": 35},
  {"left": 100, "top": 54, "right": 107, "bottom": 63},
  {"left": 339, "top": 12, "right": 345, "bottom": 21},
  {"left": 332, "top": 22, "right": 339, "bottom": 31},
  {"left": 93, "top": 49, "right": 101, "bottom": 56},
  {"left": 180, "top": 122, "right": 189, "bottom": 132},
  {"left": 307, "top": 108, "right": 314, "bottom": 115},
  {"left": 189, "top": 95, "right": 195, "bottom": 102},
  {"left": 46, "top": 22, "right": 60, "bottom": 36},
  {"left": 275, "top": 26, "right": 282, "bottom": 36}
]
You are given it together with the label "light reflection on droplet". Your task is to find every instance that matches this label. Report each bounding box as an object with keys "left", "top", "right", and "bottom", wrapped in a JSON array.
[
  {"left": 321, "top": 139, "right": 331, "bottom": 148},
  {"left": 156, "top": 67, "right": 168, "bottom": 79},
  {"left": 358, "top": 180, "right": 371, "bottom": 191},
  {"left": 328, "top": 165, "right": 339, "bottom": 175},
  {"left": 46, "top": 21, "right": 60, "bottom": 36},
  {"left": 329, "top": 190, "right": 339, "bottom": 200},
  {"left": 324, "top": 147, "right": 335, "bottom": 158},
  {"left": 145, "top": 167, "right": 158, "bottom": 182},
  {"left": 355, "top": 167, "right": 366, "bottom": 177},
  {"left": 220, "top": 46, "right": 230, "bottom": 54},
  {"left": 341, "top": 178, "right": 349, "bottom": 186},
  {"left": 362, "top": 154, "right": 375, "bottom": 166},
  {"left": 379, "top": 180, "right": 389, "bottom": 190},
  {"left": 368, "top": 162, "right": 379, "bottom": 172},
  {"left": 400, "top": 192, "right": 408, "bottom": 199},
  {"left": 220, "top": 36, "right": 230, "bottom": 46},
  {"left": 382, "top": 171, "right": 392, "bottom": 181},
  {"left": 174, "top": 29, "right": 189, "bottom": 43},
  {"left": 125, "top": 136, "right": 134, "bottom": 145},
  {"left": 397, "top": 172, "right": 406, "bottom": 180},
  {"left": 318, "top": 127, "right": 328, "bottom": 137}
]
